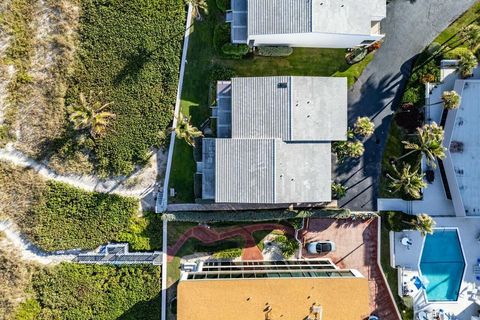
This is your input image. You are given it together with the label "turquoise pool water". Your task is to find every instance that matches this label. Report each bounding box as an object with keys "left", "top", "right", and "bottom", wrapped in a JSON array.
[{"left": 420, "top": 230, "right": 465, "bottom": 301}]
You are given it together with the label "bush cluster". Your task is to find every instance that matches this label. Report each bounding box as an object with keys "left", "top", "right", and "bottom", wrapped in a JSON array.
[
  {"left": 26, "top": 181, "right": 139, "bottom": 251},
  {"left": 18, "top": 264, "right": 161, "bottom": 319},
  {"left": 216, "top": 0, "right": 229, "bottom": 12},
  {"left": 256, "top": 46, "right": 293, "bottom": 57},
  {"left": 213, "top": 247, "right": 242, "bottom": 259},
  {"left": 221, "top": 43, "right": 249, "bottom": 58},
  {"left": 64, "top": 0, "right": 185, "bottom": 175},
  {"left": 213, "top": 23, "right": 230, "bottom": 53}
]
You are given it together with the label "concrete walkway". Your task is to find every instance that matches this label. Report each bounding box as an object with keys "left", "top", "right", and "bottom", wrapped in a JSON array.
[
  {"left": 167, "top": 223, "right": 294, "bottom": 261},
  {"left": 335, "top": 0, "right": 477, "bottom": 211}
]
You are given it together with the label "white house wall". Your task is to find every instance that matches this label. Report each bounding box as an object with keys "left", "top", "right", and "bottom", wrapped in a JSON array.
[{"left": 249, "top": 32, "right": 384, "bottom": 48}]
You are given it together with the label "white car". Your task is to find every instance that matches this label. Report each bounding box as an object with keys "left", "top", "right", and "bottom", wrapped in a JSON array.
[
  {"left": 368, "top": 315, "right": 379, "bottom": 320},
  {"left": 306, "top": 241, "right": 336, "bottom": 254}
]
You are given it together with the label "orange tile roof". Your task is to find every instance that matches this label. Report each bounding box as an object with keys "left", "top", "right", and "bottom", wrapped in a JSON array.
[{"left": 177, "top": 277, "right": 370, "bottom": 320}]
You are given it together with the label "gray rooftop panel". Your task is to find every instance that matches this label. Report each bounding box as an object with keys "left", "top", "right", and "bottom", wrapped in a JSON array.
[
  {"left": 231, "top": 77, "right": 290, "bottom": 139},
  {"left": 216, "top": 81, "right": 232, "bottom": 138},
  {"left": 290, "top": 77, "right": 347, "bottom": 141},
  {"left": 248, "top": 0, "right": 312, "bottom": 35},
  {"left": 215, "top": 139, "right": 275, "bottom": 203},
  {"left": 232, "top": 0, "right": 247, "bottom": 11},
  {"left": 274, "top": 141, "right": 332, "bottom": 202}
]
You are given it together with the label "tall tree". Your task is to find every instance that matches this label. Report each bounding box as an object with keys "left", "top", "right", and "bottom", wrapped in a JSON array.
[
  {"left": 399, "top": 122, "right": 446, "bottom": 168},
  {"left": 409, "top": 213, "right": 436, "bottom": 236},
  {"left": 459, "top": 24, "right": 480, "bottom": 50},
  {"left": 68, "top": 92, "right": 115, "bottom": 138},
  {"left": 387, "top": 163, "right": 426, "bottom": 199},
  {"left": 171, "top": 112, "right": 203, "bottom": 147},
  {"left": 441, "top": 90, "right": 461, "bottom": 110},
  {"left": 354, "top": 116, "right": 375, "bottom": 137}
]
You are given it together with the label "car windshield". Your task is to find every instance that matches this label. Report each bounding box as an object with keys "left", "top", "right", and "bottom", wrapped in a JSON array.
[{"left": 317, "top": 243, "right": 331, "bottom": 252}]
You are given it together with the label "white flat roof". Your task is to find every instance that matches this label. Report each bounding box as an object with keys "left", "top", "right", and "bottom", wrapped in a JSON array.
[{"left": 446, "top": 80, "right": 480, "bottom": 216}]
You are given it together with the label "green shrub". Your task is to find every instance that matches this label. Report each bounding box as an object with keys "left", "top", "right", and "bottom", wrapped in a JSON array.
[
  {"left": 65, "top": 0, "right": 185, "bottom": 176},
  {"left": 213, "top": 247, "right": 242, "bottom": 259},
  {"left": 221, "top": 43, "right": 249, "bottom": 58},
  {"left": 26, "top": 264, "right": 161, "bottom": 320},
  {"left": 402, "top": 87, "right": 420, "bottom": 104},
  {"left": 256, "top": 46, "right": 293, "bottom": 57},
  {"left": 209, "top": 64, "right": 237, "bottom": 82},
  {"left": 346, "top": 47, "right": 368, "bottom": 64},
  {"left": 275, "top": 235, "right": 299, "bottom": 259},
  {"left": 213, "top": 23, "right": 230, "bottom": 52},
  {"left": 216, "top": 0, "right": 229, "bottom": 12},
  {"left": 443, "top": 47, "right": 472, "bottom": 59},
  {"left": 115, "top": 211, "right": 163, "bottom": 251},
  {"left": 426, "top": 42, "right": 441, "bottom": 56},
  {"left": 382, "top": 211, "right": 415, "bottom": 232},
  {"left": 26, "top": 181, "right": 139, "bottom": 251}
]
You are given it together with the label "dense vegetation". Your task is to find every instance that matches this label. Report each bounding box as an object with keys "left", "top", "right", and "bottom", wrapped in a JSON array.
[
  {"left": 15, "top": 264, "right": 161, "bottom": 320},
  {"left": 27, "top": 181, "right": 139, "bottom": 251},
  {"left": 56, "top": 0, "right": 185, "bottom": 176},
  {"left": 0, "top": 161, "right": 158, "bottom": 252}
]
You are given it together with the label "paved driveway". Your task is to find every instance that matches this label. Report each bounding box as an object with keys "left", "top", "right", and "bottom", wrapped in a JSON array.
[
  {"left": 301, "top": 218, "right": 399, "bottom": 320},
  {"left": 335, "top": 0, "right": 477, "bottom": 210}
]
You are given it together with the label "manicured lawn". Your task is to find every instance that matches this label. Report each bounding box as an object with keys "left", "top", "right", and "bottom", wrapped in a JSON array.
[
  {"left": 169, "top": 0, "right": 375, "bottom": 202},
  {"left": 433, "top": 2, "right": 480, "bottom": 45},
  {"left": 58, "top": 0, "right": 185, "bottom": 176},
  {"left": 14, "top": 264, "right": 161, "bottom": 320}
]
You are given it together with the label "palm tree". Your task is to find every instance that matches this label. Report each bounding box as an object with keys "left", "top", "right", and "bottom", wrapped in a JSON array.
[
  {"left": 399, "top": 122, "right": 446, "bottom": 168},
  {"left": 171, "top": 112, "right": 203, "bottom": 147},
  {"left": 459, "top": 24, "right": 480, "bottom": 50},
  {"left": 409, "top": 213, "right": 436, "bottom": 236},
  {"left": 331, "top": 182, "right": 347, "bottom": 200},
  {"left": 354, "top": 116, "right": 375, "bottom": 137},
  {"left": 68, "top": 92, "right": 115, "bottom": 138},
  {"left": 458, "top": 50, "right": 478, "bottom": 78},
  {"left": 187, "top": 0, "right": 208, "bottom": 20},
  {"left": 387, "top": 163, "right": 426, "bottom": 199},
  {"left": 441, "top": 90, "right": 461, "bottom": 110}
]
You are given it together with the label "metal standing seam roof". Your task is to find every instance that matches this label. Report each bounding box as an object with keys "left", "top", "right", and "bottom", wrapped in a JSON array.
[
  {"left": 248, "top": 0, "right": 312, "bottom": 35},
  {"left": 231, "top": 76, "right": 347, "bottom": 141},
  {"left": 246, "top": 0, "right": 386, "bottom": 37},
  {"left": 215, "top": 138, "right": 275, "bottom": 203},
  {"left": 231, "top": 76, "right": 291, "bottom": 140}
]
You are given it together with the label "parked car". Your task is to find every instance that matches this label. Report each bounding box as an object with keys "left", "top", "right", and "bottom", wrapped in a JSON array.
[
  {"left": 368, "top": 315, "right": 379, "bottom": 320},
  {"left": 306, "top": 241, "right": 336, "bottom": 254}
]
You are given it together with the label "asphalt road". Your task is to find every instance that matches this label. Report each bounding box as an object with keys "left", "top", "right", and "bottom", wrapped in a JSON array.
[{"left": 335, "top": 0, "right": 478, "bottom": 211}]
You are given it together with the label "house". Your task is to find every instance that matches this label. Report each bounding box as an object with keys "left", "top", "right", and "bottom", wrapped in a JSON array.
[
  {"left": 228, "top": 0, "right": 386, "bottom": 48},
  {"left": 198, "top": 76, "right": 347, "bottom": 204},
  {"left": 177, "top": 259, "right": 370, "bottom": 320}
]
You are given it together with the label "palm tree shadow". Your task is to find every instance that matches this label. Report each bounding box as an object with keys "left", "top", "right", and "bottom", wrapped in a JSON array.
[{"left": 114, "top": 47, "right": 155, "bottom": 85}]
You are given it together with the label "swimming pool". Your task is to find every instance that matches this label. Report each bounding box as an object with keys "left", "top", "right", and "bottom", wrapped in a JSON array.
[{"left": 419, "top": 229, "right": 465, "bottom": 301}]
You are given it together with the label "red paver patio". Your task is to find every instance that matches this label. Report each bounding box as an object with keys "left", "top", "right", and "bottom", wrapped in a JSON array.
[
  {"left": 301, "top": 218, "right": 400, "bottom": 320},
  {"left": 168, "top": 223, "right": 294, "bottom": 262}
]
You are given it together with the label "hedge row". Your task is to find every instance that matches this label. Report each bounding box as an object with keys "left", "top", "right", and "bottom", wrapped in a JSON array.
[
  {"left": 256, "top": 46, "right": 293, "bottom": 57},
  {"left": 163, "top": 208, "right": 352, "bottom": 223}
]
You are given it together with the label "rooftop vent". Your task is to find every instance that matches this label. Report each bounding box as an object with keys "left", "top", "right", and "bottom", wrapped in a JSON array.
[{"left": 277, "top": 82, "right": 288, "bottom": 89}]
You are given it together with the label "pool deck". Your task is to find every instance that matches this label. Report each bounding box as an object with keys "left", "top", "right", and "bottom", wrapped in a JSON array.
[{"left": 392, "top": 217, "right": 480, "bottom": 319}]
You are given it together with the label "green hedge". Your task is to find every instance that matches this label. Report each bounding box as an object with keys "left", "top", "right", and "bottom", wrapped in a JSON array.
[
  {"left": 256, "top": 46, "right": 293, "bottom": 57},
  {"left": 17, "top": 264, "right": 160, "bottom": 320},
  {"left": 213, "top": 23, "right": 230, "bottom": 53},
  {"left": 213, "top": 247, "right": 242, "bottom": 259},
  {"left": 221, "top": 43, "right": 249, "bottom": 58},
  {"left": 382, "top": 211, "right": 415, "bottom": 232},
  {"left": 26, "top": 181, "right": 139, "bottom": 251},
  {"left": 216, "top": 0, "right": 229, "bottom": 12},
  {"left": 164, "top": 208, "right": 352, "bottom": 222},
  {"left": 64, "top": 0, "right": 185, "bottom": 175}
]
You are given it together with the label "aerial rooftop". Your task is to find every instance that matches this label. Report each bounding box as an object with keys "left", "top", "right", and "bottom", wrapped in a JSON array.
[
  {"left": 201, "top": 76, "right": 347, "bottom": 203},
  {"left": 443, "top": 79, "right": 480, "bottom": 216}
]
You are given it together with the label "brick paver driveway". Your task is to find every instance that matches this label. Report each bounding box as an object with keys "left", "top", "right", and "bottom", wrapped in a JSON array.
[{"left": 301, "top": 218, "right": 399, "bottom": 320}]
